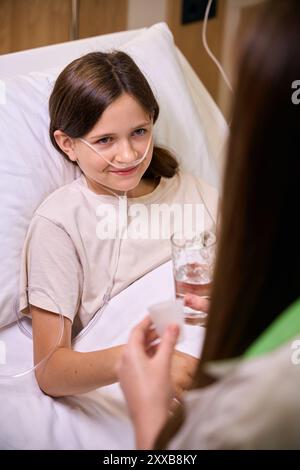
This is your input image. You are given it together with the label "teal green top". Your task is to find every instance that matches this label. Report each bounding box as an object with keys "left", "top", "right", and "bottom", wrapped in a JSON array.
[{"left": 244, "top": 297, "right": 300, "bottom": 359}]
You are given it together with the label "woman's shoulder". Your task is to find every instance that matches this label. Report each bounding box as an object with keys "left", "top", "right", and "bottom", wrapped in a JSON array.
[{"left": 169, "top": 342, "right": 300, "bottom": 449}]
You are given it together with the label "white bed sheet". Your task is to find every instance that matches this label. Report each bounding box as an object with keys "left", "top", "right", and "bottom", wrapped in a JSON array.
[{"left": 0, "top": 261, "right": 205, "bottom": 450}]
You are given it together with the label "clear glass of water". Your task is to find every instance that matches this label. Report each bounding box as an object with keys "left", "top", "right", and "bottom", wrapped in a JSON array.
[{"left": 171, "top": 230, "right": 216, "bottom": 326}]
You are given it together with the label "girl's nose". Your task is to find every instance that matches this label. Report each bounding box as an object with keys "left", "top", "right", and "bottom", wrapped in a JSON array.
[{"left": 114, "top": 140, "right": 138, "bottom": 164}]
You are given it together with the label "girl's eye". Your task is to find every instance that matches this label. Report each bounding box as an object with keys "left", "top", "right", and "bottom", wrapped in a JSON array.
[
  {"left": 133, "top": 128, "right": 147, "bottom": 136},
  {"left": 97, "top": 136, "right": 112, "bottom": 145}
]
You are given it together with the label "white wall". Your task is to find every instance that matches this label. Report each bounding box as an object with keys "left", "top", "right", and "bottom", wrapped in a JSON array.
[{"left": 127, "top": 0, "right": 167, "bottom": 29}]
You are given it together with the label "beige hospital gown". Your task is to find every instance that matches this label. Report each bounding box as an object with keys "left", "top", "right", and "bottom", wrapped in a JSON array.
[{"left": 19, "top": 171, "right": 218, "bottom": 332}]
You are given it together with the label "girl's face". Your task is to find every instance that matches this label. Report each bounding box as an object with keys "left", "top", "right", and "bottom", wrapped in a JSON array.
[{"left": 70, "top": 93, "right": 153, "bottom": 195}]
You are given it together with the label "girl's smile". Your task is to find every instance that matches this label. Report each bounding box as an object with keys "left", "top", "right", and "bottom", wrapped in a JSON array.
[{"left": 108, "top": 166, "right": 139, "bottom": 176}]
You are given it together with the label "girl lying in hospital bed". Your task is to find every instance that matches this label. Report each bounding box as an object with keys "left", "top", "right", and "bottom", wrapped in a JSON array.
[{"left": 19, "top": 50, "right": 218, "bottom": 398}]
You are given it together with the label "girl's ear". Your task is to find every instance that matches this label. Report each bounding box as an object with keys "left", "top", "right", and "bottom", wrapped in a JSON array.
[{"left": 53, "top": 130, "right": 77, "bottom": 162}]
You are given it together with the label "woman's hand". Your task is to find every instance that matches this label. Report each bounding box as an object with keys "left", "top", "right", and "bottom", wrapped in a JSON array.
[{"left": 117, "top": 316, "right": 180, "bottom": 449}]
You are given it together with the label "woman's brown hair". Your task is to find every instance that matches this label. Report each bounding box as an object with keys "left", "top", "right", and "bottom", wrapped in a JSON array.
[
  {"left": 49, "top": 50, "right": 178, "bottom": 179},
  {"left": 157, "top": 0, "right": 300, "bottom": 448}
]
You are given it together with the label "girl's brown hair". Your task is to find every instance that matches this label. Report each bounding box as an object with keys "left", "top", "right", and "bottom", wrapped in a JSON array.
[
  {"left": 49, "top": 51, "right": 178, "bottom": 179},
  {"left": 157, "top": 0, "right": 300, "bottom": 448}
]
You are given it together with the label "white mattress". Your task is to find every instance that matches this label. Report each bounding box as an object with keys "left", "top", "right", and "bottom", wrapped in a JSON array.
[{"left": 0, "top": 261, "right": 205, "bottom": 450}]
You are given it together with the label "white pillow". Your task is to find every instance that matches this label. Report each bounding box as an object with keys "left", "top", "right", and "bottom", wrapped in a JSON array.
[{"left": 0, "top": 22, "right": 214, "bottom": 328}]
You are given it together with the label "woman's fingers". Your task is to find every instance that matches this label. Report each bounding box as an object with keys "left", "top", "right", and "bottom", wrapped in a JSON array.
[
  {"left": 145, "top": 325, "right": 159, "bottom": 345},
  {"left": 145, "top": 343, "right": 159, "bottom": 357},
  {"left": 157, "top": 324, "right": 179, "bottom": 366},
  {"left": 129, "top": 316, "right": 152, "bottom": 345}
]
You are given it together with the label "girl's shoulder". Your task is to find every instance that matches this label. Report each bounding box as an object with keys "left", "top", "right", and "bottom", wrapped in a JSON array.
[
  {"left": 33, "top": 177, "right": 84, "bottom": 222},
  {"left": 177, "top": 171, "right": 219, "bottom": 200},
  {"left": 178, "top": 171, "right": 216, "bottom": 189},
  {"left": 177, "top": 171, "right": 220, "bottom": 225}
]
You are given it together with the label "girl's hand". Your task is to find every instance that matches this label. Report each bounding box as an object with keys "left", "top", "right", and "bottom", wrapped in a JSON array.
[
  {"left": 184, "top": 293, "right": 210, "bottom": 314},
  {"left": 170, "top": 350, "right": 199, "bottom": 400},
  {"left": 117, "top": 316, "right": 179, "bottom": 449}
]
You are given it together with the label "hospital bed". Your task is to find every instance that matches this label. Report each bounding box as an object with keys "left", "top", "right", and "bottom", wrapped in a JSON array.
[{"left": 0, "top": 23, "right": 227, "bottom": 449}]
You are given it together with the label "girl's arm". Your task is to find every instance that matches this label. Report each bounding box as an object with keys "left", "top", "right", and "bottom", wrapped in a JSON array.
[{"left": 31, "top": 305, "right": 124, "bottom": 397}]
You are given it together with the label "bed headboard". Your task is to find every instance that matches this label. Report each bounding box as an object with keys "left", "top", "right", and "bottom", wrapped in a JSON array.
[{"left": 0, "top": 29, "right": 142, "bottom": 79}]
